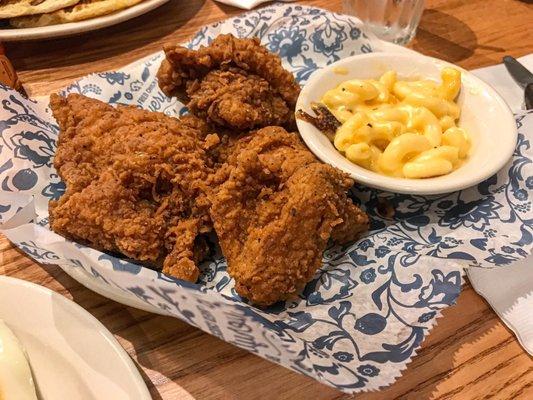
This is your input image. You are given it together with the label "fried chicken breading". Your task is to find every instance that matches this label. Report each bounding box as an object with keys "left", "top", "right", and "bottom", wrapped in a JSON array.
[
  {"left": 209, "top": 127, "right": 369, "bottom": 305},
  {"left": 49, "top": 93, "right": 214, "bottom": 281},
  {"left": 50, "top": 31, "right": 371, "bottom": 306},
  {"left": 157, "top": 34, "right": 300, "bottom": 131}
]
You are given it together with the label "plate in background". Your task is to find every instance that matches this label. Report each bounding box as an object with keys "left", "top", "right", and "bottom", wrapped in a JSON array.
[
  {"left": 0, "top": 276, "right": 151, "bottom": 400},
  {"left": 0, "top": 0, "right": 169, "bottom": 41}
]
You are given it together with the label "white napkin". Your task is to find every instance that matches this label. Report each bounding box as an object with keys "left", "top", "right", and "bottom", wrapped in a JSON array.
[
  {"left": 469, "top": 54, "right": 533, "bottom": 355},
  {"left": 472, "top": 54, "right": 533, "bottom": 111},
  {"left": 214, "top": 0, "right": 295, "bottom": 10},
  {"left": 468, "top": 256, "right": 533, "bottom": 355}
]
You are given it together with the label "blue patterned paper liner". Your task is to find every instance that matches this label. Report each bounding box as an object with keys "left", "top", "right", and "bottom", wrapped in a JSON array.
[{"left": 0, "top": 3, "right": 531, "bottom": 393}]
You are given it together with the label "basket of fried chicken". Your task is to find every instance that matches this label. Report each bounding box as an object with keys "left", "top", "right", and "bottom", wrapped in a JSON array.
[{"left": 48, "top": 34, "right": 369, "bottom": 306}]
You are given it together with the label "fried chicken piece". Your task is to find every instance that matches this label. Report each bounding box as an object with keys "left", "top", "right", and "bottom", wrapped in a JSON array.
[
  {"left": 157, "top": 34, "right": 301, "bottom": 131},
  {"left": 49, "top": 93, "right": 214, "bottom": 281},
  {"left": 209, "top": 127, "right": 369, "bottom": 305},
  {"left": 296, "top": 102, "right": 341, "bottom": 142},
  {"left": 186, "top": 68, "right": 295, "bottom": 130}
]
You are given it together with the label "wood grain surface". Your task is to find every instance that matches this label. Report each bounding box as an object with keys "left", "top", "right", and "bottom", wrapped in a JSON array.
[{"left": 3, "top": 0, "right": 533, "bottom": 399}]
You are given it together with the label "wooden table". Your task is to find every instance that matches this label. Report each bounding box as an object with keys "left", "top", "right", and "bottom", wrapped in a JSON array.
[{"left": 3, "top": 0, "right": 533, "bottom": 398}]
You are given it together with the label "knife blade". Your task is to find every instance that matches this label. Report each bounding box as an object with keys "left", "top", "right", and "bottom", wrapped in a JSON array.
[
  {"left": 525, "top": 83, "right": 533, "bottom": 110},
  {"left": 503, "top": 56, "right": 533, "bottom": 89}
]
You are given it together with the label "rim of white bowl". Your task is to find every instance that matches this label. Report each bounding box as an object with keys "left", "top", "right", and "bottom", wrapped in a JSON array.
[{"left": 296, "top": 52, "right": 517, "bottom": 195}]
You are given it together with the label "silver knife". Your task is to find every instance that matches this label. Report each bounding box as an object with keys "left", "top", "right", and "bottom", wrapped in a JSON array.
[{"left": 503, "top": 56, "right": 533, "bottom": 109}]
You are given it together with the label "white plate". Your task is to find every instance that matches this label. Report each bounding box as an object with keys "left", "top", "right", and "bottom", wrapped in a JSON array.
[
  {"left": 0, "top": 276, "right": 151, "bottom": 400},
  {"left": 0, "top": 0, "right": 169, "bottom": 41},
  {"left": 296, "top": 52, "right": 517, "bottom": 195},
  {"left": 60, "top": 263, "right": 168, "bottom": 315}
]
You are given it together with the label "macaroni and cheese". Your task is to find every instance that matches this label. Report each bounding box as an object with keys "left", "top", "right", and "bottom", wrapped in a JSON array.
[{"left": 320, "top": 68, "right": 471, "bottom": 179}]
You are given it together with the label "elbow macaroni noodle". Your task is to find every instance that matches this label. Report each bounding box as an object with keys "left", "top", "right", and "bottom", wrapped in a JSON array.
[{"left": 321, "top": 68, "right": 471, "bottom": 179}]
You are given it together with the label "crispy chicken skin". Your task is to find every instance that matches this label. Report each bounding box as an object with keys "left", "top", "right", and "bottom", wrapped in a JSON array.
[
  {"left": 209, "top": 127, "right": 369, "bottom": 305},
  {"left": 49, "top": 32, "right": 370, "bottom": 306},
  {"left": 49, "top": 93, "right": 214, "bottom": 281},
  {"left": 157, "top": 34, "right": 301, "bottom": 130}
]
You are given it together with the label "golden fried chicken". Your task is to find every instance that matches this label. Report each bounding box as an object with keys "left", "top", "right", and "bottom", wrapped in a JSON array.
[
  {"left": 157, "top": 34, "right": 301, "bottom": 131},
  {"left": 49, "top": 91, "right": 369, "bottom": 306},
  {"left": 209, "top": 127, "right": 369, "bottom": 305},
  {"left": 49, "top": 93, "right": 215, "bottom": 281}
]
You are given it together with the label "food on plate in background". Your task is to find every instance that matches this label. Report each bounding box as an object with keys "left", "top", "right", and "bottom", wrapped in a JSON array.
[
  {"left": 0, "top": 320, "right": 38, "bottom": 400},
  {"left": 9, "top": 0, "right": 144, "bottom": 27},
  {"left": 0, "top": 44, "right": 25, "bottom": 94},
  {"left": 299, "top": 68, "right": 472, "bottom": 179},
  {"left": 47, "top": 33, "right": 369, "bottom": 306},
  {"left": 157, "top": 34, "right": 301, "bottom": 131},
  {"left": 0, "top": 0, "right": 80, "bottom": 18}
]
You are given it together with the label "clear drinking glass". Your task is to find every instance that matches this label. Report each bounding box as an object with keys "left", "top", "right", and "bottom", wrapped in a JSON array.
[{"left": 343, "top": 0, "right": 425, "bottom": 45}]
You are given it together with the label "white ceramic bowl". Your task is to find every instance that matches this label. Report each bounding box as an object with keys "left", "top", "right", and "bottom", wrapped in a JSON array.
[{"left": 296, "top": 53, "right": 517, "bottom": 195}]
